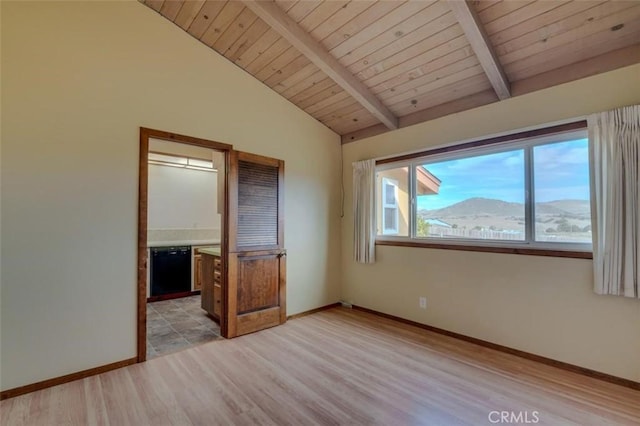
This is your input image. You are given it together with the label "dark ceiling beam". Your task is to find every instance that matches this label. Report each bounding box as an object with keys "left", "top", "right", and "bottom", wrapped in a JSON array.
[
  {"left": 447, "top": 0, "right": 511, "bottom": 100},
  {"left": 240, "top": 0, "right": 399, "bottom": 130}
]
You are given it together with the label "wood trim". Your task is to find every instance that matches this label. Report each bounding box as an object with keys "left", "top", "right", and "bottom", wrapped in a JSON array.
[
  {"left": 341, "top": 123, "right": 388, "bottom": 144},
  {"left": 375, "top": 120, "right": 587, "bottom": 165},
  {"left": 341, "top": 47, "right": 638, "bottom": 144},
  {"left": 447, "top": 0, "right": 511, "bottom": 100},
  {"left": 286, "top": 302, "right": 341, "bottom": 320},
  {"left": 141, "top": 127, "right": 233, "bottom": 151},
  {"left": 278, "top": 250, "right": 287, "bottom": 325},
  {"left": 221, "top": 149, "right": 230, "bottom": 338},
  {"left": 137, "top": 128, "right": 149, "bottom": 363},
  {"left": 146, "top": 290, "right": 201, "bottom": 303},
  {"left": 237, "top": 150, "right": 281, "bottom": 168},
  {"left": 350, "top": 305, "right": 640, "bottom": 391},
  {"left": 227, "top": 150, "right": 240, "bottom": 255},
  {"left": 276, "top": 158, "right": 286, "bottom": 325},
  {"left": 0, "top": 357, "right": 137, "bottom": 401},
  {"left": 138, "top": 127, "right": 232, "bottom": 361},
  {"left": 375, "top": 239, "right": 593, "bottom": 259},
  {"left": 144, "top": 0, "right": 163, "bottom": 13},
  {"left": 240, "top": 0, "right": 399, "bottom": 130},
  {"left": 511, "top": 43, "right": 640, "bottom": 97},
  {"left": 277, "top": 159, "right": 285, "bottom": 256},
  {"left": 340, "top": 89, "right": 499, "bottom": 143},
  {"left": 225, "top": 252, "right": 238, "bottom": 338}
]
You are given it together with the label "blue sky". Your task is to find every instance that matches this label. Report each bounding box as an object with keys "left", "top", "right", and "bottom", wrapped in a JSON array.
[{"left": 417, "top": 139, "right": 590, "bottom": 210}]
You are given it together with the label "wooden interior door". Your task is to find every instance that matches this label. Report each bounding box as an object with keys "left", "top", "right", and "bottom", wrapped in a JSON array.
[{"left": 223, "top": 151, "right": 286, "bottom": 338}]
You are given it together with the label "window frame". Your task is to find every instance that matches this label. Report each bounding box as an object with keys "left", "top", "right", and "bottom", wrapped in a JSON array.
[{"left": 375, "top": 121, "right": 593, "bottom": 259}]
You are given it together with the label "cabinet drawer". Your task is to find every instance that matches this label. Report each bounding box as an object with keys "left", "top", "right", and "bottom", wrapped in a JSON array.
[
  {"left": 213, "top": 256, "right": 221, "bottom": 269},
  {"left": 213, "top": 270, "right": 221, "bottom": 283}
]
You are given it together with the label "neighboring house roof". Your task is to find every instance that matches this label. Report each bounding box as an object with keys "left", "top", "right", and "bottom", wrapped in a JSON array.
[
  {"left": 417, "top": 166, "right": 441, "bottom": 196},
  {"left": 396, "top": 166, "right": 441, "bottom": 195},
  {"left": 424, "top": 218, "right": 452, "bottom": 228}
]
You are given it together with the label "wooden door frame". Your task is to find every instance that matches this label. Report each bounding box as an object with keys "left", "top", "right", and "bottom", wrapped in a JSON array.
[{"left": 137, "top": 127, "right": 232, "bottom": 363}]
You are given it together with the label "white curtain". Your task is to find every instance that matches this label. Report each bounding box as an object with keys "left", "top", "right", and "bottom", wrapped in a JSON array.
[
  {"left": 353, "top": 159, "right": 376, "bottom": 264},
  {"left": 588, "top": 104, "right": 640, "bottom": 298}
]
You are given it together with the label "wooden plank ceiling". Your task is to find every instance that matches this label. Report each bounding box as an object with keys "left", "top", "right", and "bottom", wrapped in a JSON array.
[{"left": 141, "top": 0, "right": 640, "bottom": 143}]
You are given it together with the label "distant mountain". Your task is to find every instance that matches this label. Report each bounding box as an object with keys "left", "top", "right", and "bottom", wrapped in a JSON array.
[
  {"left": 537, "top": 200, "right": 590, "bottom": 215},
  {"left": 534, "top": 202, "right": 566, "bottom": 215},
  {"left": 419, "top": 197, "right": 589, "bottom": 218},
  {"left": 420, "top": 198, "right": 522, "bottom": 218}
]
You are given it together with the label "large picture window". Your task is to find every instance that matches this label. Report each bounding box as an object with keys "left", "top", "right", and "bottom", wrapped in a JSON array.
[{"left": 375, "top": 123, "right": 592, "bottom": 256}]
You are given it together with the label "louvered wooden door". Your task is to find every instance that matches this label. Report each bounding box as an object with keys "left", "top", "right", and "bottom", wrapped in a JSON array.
[{"left": 224, "top": 151, "right": 286, "bottom": 338}]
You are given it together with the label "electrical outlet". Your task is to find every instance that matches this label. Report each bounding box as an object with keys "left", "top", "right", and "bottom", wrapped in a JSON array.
[{"left": 419, "top": 297, "right": 427, "bottom": 309}]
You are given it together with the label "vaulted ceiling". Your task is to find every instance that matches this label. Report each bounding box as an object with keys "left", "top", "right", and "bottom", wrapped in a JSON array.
[{"left": 141, "top": 0, "right": 640, "bottom": 143}]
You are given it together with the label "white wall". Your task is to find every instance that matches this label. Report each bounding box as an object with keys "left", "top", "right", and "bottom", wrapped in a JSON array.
[
  {"left": 1, "top": 1, "right": 342, "bottom": 391},
  {"left": 148, "top": 165, "right": 219, "bottom": 231},
  {"left": 342, "top": 64, "right": 640, "bottom": 382}
]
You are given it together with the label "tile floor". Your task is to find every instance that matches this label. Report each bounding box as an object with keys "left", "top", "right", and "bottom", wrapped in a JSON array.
[{"left": 146, "top": 295, "right": 221, "bottom": 359}]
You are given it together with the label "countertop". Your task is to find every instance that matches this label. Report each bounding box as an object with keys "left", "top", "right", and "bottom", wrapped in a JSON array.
[
  {"left": 147, "top": 239, "right": 221, "bottom": 248},
  {"left": 199, "top": 247, "right": 221, "bottom": 256}
]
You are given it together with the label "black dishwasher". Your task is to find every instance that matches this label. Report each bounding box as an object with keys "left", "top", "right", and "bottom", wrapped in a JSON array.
[{"left": 150, "top": 246, "right": 192, "bottom": 296}]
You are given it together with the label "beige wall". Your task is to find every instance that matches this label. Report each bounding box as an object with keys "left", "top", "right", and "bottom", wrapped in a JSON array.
[
  {"left": 147, "top": 165, "right": 219, "bottom": 230},
  {"left": 0, "top": 1, "right": 341, "bottom": 391},
  {"left": 342, "top": 64, "right": 640, "bottom": 382}
]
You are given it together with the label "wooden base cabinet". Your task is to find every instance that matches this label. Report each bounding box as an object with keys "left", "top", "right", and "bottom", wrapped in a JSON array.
[
  {"left": 193, "top": 254, "right": 202, "bottom": 291},
  {"left": 201, "top": 252, "right": 223, "bottom": 321}
]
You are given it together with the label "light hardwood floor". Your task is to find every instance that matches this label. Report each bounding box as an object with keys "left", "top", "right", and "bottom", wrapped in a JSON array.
[{"left": 2, "top": 308, "right": 639, "bottom": 425}]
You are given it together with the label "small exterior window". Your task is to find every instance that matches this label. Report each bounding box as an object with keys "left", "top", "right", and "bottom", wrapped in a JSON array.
[
  {"left": 375, "top": 166, "right": 409, "bottom": 237},
  {"left": 382, "top": 177, "right": 399, "bottom": 235}
]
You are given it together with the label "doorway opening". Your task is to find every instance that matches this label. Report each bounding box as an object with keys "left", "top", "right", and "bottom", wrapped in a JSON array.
[{"left": 137, "top": 128, "right": 231, "bottom": 362}]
